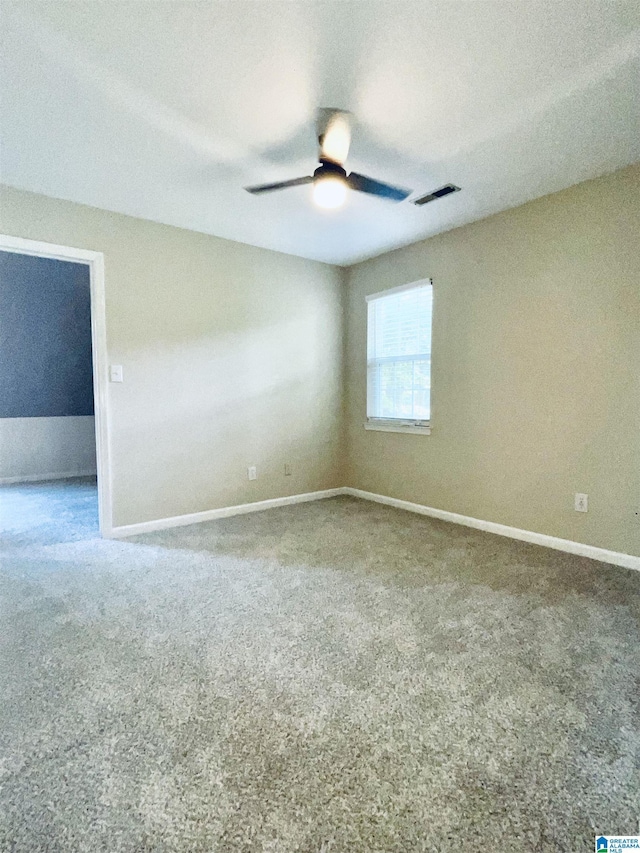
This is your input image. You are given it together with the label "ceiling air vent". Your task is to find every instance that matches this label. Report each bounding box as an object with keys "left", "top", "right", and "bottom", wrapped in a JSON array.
[{"left": 412, "top": 184, "right": 461, "bottom": 206}]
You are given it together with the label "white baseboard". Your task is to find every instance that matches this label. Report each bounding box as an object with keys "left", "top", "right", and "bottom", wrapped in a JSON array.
[
  {"left": 105, "top": 483, "right": 639, "bottom": 572},
  {"left": 0, "top": 470, "right": 97, "bottom": 485},
  {"left": 109, "top": 488, "right": 344, "bottom": 539},
  {"left": 342, "top": 487, "right": 640, "bottom": 572}
]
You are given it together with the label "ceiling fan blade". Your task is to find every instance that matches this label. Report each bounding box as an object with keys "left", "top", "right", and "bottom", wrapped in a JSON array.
[
  {"left": 347, "top": 172, "right": 411, "bottom": 202},
  {"left": 245, "top": 176, "right": 313, "bottom": 194},
  {"left": 317, "top": 109, "right": 352, "bottom": 165}
]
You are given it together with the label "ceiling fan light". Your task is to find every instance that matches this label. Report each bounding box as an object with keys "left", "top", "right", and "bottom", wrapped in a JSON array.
[{"left": 312, "top": 176, "right": 347, "bottom": 209}]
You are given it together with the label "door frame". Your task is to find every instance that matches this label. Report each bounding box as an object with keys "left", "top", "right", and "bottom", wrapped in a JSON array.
[{"left": 0, "top": 233, "right": 112, "bottom": 536}]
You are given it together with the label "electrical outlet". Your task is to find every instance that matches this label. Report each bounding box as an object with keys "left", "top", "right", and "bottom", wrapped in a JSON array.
[
  {"left": 248, "top": 466, "right": 257, "bottom": 481},
  {"left": 574, "top": 493, "right": 588, "bottom": 513},
  {"left": 284, "top": 463, "right": 292, "bottom": 476}
]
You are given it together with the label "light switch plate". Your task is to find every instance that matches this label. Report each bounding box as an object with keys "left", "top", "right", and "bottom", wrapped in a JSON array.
[{"left": 109, "top": 364, "right": 124, "bottom": 383}]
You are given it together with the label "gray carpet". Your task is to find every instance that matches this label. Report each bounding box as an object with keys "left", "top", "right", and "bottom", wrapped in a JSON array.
[{"left": 1, "top": 479, "right": 639, "bottom": 852}]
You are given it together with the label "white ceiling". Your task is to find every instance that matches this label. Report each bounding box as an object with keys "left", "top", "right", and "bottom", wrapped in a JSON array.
[{"left": 1, "top": 1, "right": 639, "bottom": 265}]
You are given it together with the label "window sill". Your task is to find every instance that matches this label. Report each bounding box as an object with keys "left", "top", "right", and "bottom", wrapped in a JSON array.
[{"left": 364, "top": 422, "right": 431, "bottom": 435}]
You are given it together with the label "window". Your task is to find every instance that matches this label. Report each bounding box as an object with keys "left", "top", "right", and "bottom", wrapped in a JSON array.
[{"left": 366, "top": 280, "right": 432, "bottom": 434}]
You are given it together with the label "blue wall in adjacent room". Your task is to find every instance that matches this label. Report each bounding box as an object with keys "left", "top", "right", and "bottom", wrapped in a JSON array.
[{"left": 0, "top": 250, "right": 94, "bottom": 418}]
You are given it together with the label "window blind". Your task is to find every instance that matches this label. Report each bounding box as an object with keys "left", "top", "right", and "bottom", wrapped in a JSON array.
[{"left": 366, "top": 281, "right": 432, "bottom": 424}]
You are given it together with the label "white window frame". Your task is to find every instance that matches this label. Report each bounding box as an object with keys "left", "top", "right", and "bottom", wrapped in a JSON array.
[{"left": 364, "top": 279, "right": 432, "bottom": 436}]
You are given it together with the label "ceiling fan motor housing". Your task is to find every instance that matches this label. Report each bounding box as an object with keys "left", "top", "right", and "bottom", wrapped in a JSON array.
[{"left": 315, "top": 161, "right": 347, "bottom": 181}]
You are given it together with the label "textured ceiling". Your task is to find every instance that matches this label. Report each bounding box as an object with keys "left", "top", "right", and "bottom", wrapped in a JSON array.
[{"left": 1, "top": 1, "right": 639, "bottom": 265}]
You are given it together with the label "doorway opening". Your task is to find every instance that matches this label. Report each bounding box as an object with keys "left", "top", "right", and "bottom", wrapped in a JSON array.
[{"left": 0, "top": 235, "right": 111, "bottom": 537}]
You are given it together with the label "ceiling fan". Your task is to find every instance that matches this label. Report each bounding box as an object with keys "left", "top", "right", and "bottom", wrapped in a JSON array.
[{"left": 244, "top": 109, "right": 412, "bottom": 209}]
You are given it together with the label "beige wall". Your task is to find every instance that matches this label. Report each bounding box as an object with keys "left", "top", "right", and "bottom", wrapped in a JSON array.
[
  {"left": 2, "top": 166, "right": 638, "bottom": 555},
  {"left": 0, "top": 186, "right": 344, "bottom": 526},
  {"left": 0, "top": 416, "right": 97, "bottom": 483},
  {"left": 345, "top": 164, "right": 640, "bottom": 556}
]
